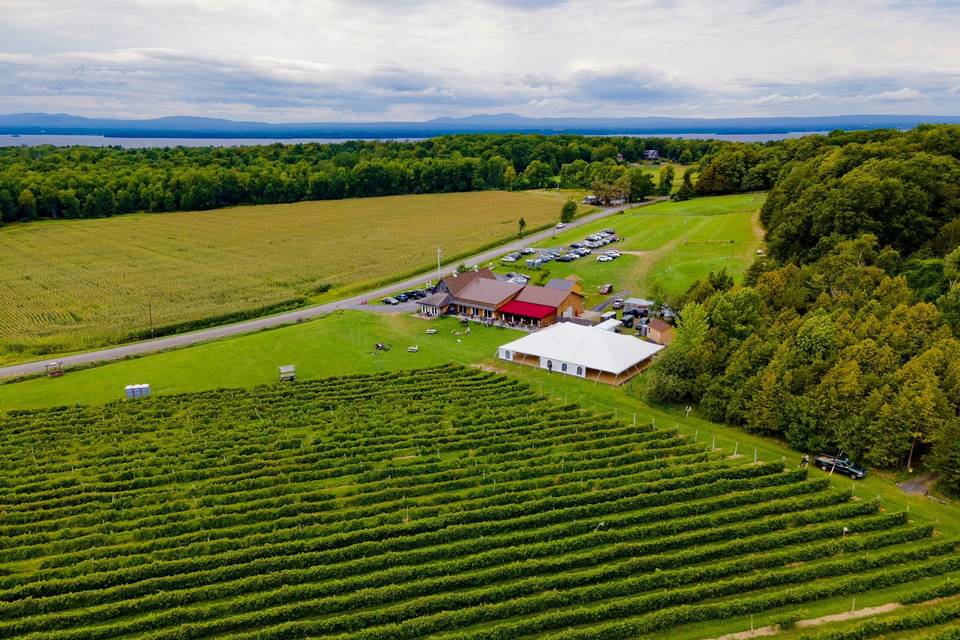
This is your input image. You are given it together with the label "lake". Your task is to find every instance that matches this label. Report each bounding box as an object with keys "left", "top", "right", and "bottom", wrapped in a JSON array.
[{"left": 0, "top": 131, "right": 826, "bottom": 148}]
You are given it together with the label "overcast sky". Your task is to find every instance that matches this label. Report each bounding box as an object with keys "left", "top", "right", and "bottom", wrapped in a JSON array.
[{"left": 1, "top": 0, "right": 959, "bottom": 121}]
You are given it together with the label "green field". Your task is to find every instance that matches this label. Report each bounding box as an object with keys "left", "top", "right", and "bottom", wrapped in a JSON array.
[
  {"left": 0, "top": 312, "right": 517, "bottom": 410},
  {"left": 1, "top": 364, "right": 958, "bottom": 640},
  {"left": 637, "top": 161, "right": 693, "bottom": 190},
  {"left": 0, "top": 189, "right": 582, "bottom": 364},
  {"left": 501, "top": 193, "right": 765, "bottom": 305}
]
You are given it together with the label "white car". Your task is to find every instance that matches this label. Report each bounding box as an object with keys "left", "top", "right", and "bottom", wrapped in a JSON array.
[
  {"left": 521, "top": 247, "right": 536, "bottom": 255},
  {"left": 555, "top": 222, "right": 566, "bottom": 229},
  {"left": 501, "top": 256, "right": 517, "bottom": 263},
  {"left": 605, "top": 250, "right": 621, "bottom": 258},
  {"left": 596, "top": 255, "right": 613, "bottom": 262}
]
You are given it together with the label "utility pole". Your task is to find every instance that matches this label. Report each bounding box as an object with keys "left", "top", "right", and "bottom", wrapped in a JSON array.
[{"left": 437, "top": 247, "right": 443, "bottom": 283}]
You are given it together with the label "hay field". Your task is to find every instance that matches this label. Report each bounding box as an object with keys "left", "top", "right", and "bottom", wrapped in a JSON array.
[{"left": 0, "top": 190, "right": 573, "bottom": 362}]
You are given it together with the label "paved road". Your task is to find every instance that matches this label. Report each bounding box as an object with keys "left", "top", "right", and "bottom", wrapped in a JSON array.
[
  {"left": 0, "top": 197, "right": 666, "bottom": 380},
  {"left": 592, "top": 289, "right": 631, "bottom": 313}
]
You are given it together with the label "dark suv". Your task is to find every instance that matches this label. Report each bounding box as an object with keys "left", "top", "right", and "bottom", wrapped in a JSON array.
[{"left": 813, "top": 453, "right": 866, "bottom": 479}]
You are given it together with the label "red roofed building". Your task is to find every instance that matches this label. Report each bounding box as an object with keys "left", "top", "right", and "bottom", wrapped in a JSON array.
[{"left": 429, "top": 270, "right": 584, "bottom": 328}]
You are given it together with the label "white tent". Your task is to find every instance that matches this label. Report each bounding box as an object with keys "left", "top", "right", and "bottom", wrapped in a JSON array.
[{"left": 497, "top": 322, "right": 664, "bottom": 380}]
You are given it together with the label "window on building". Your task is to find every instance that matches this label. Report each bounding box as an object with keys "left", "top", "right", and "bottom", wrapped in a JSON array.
[
  {"left": 561, "top": 363, "right": 568, "bottom": 372},
  {"left": 577, "top": 366, "right": 583, "bottom": 375}
]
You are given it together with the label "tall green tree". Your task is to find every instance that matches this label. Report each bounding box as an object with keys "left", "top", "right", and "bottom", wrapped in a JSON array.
[
  {"left": 657, "top": 165, "right": 675, "bottom": 195},
  {"left": 17, "top": 188, "right": 37, "bottom": 220}
]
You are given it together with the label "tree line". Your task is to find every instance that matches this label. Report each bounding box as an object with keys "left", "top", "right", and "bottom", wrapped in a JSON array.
[
  {"left": 646, "top": 124, "right": 960, "bottom": 494},
  {"left": 0, "top": 134, "right": 715, "bottom": 223}
]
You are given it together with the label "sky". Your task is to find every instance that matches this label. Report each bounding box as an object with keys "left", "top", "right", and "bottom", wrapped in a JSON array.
[{"left": 1, "top": 0, "right": 959, "bottom": 122}]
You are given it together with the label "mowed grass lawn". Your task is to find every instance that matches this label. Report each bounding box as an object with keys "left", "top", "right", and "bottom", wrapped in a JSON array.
[
  {"left": 500, "top": 193, "right": 765, "bottom": 306},
  {"left": 0, "top": 189, "right": 579, "bottom": 364},
  {"left": 0, "top": 312, "right": 520, "bottom": 410}
]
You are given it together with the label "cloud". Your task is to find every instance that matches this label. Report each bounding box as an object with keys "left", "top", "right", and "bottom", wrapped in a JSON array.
[
  {"left": 570, "top": 67, "right": 698, "bottom": 105},
  {"left": 1, "top": 0, "right": 959, "bottom": 119}
]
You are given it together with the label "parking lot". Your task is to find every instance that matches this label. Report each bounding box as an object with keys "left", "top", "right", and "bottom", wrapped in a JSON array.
[{"left": 500, "top": 228, "right": 623, "bottom": 269}]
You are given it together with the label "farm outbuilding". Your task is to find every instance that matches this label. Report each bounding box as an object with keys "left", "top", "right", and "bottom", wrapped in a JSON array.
[
  {"left": 497, "top": 321, "right": 664, "bottom": 385},
  {"left": 647, "top": 318, "right": 675, "bottom": 345}
]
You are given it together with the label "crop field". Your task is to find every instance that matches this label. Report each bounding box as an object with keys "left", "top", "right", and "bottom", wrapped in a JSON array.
[
  {"left": 502, "top": 193, "right": 765, "bottom": 305},
  {"left": 1, "top": 364, "right": 958, "bottom": 639},
  {"left": 0, "top": 189, "right": 578, "bottom": 364}
]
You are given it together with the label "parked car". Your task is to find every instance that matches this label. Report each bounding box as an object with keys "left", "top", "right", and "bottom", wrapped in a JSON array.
[
  {"left": 565, "top": 252, "right": 581, "bottom": 260},
  {"left": 605, "top": 250, "right": 621, "bottom": 258},
  {"left": 621, "top": 315, "right": 635, "bottom": 328},
  {"left": 556, "top": 255, "right": 575, "bottom": 262},
  {"left": 597, "top": 255, "right": 613, "bottom": 262},
  {"left": 383, "top": 297, "right": 399, "bottom": 305},
  {"left": 813, "top": 453, "right": 867, "bottom": 479},
  {"left": 599, "top": 283, "right": 614, "bottom": 294},
  {"left": 394, "top": 293, "right": 409, "bottom": 302},
  {"left": 521, "top": 247, "right": 536, "bottom": 255},
  {"left": 576, "top": 248, "right": 592, "bottom": 256},
  {"left": 612, "top": 298, "right": 624, "bottom": 309},
  {"left": 556, "top": 222, "right": 566, "bottom": 229},
  {"left": 570, "top": 242, "right": 584, "bottom": 249},
  {"left": 603, "top": 228, "right": 616, "bottom": 235},
  {"left": 501, "top": 256, "right": 517, "bottom": 263}
]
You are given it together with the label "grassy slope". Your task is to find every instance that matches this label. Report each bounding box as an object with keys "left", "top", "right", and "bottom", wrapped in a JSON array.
[
  {"left": 499, "top": 193, "right": 765, "bottom": 306},
  {"left": 2, "top": 309, "right": 959, "bottom": 638},
  {"left": 0, "top": 189, "right": 580, "bottom": 363}
]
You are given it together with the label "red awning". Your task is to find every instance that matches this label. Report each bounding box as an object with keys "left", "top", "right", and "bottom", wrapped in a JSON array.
[{"left": 498, "top": 300, "right": 556, "bottom": 319}]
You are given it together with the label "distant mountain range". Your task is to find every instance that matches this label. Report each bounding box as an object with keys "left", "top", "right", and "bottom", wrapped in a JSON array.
[{"left": 2, "top": 112, "right": 959, "bottom": 139}]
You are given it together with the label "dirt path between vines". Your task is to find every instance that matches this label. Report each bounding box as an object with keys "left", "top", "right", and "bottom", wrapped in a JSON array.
[{"left": 704, "top": 603, "right": 902, "bottom": 640}]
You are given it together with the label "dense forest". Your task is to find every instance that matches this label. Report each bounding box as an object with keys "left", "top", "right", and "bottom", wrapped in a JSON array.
[
  {"left": 647, "top": 125, "right": 960, "bottom": 494},
  {"left": 0, "top": 135, "right": 715, "bottom": 223}
]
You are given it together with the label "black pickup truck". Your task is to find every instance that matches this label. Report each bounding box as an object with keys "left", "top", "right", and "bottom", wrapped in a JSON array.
[{"left": 813, "top": 453, "right": 867, "bottom": 480}]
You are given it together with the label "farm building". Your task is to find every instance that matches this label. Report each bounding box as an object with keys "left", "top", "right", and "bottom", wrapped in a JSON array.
[
  {"left": 452, "top": 279, "right": 525, "bottom": 319},
  {"left": 417, "top": 292, "right": 453, "bottom": 316},
  {"left": 497, "top": 321, "right": 665, "bottom": 385},
  {"left": 647, "top": 318, "right": 675, "bottom": 345},
  {"left": 545, "top": 277, "right": 581, "bottom": 294},
  {"left": 501, "top": 283, "right": 584, "bottom": 327},
  {"left": 435, "top": 268, "right": 496, "bottom": 297},
  {"left": 427, "top": 270, "right": 585, "bottom": 327}
]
